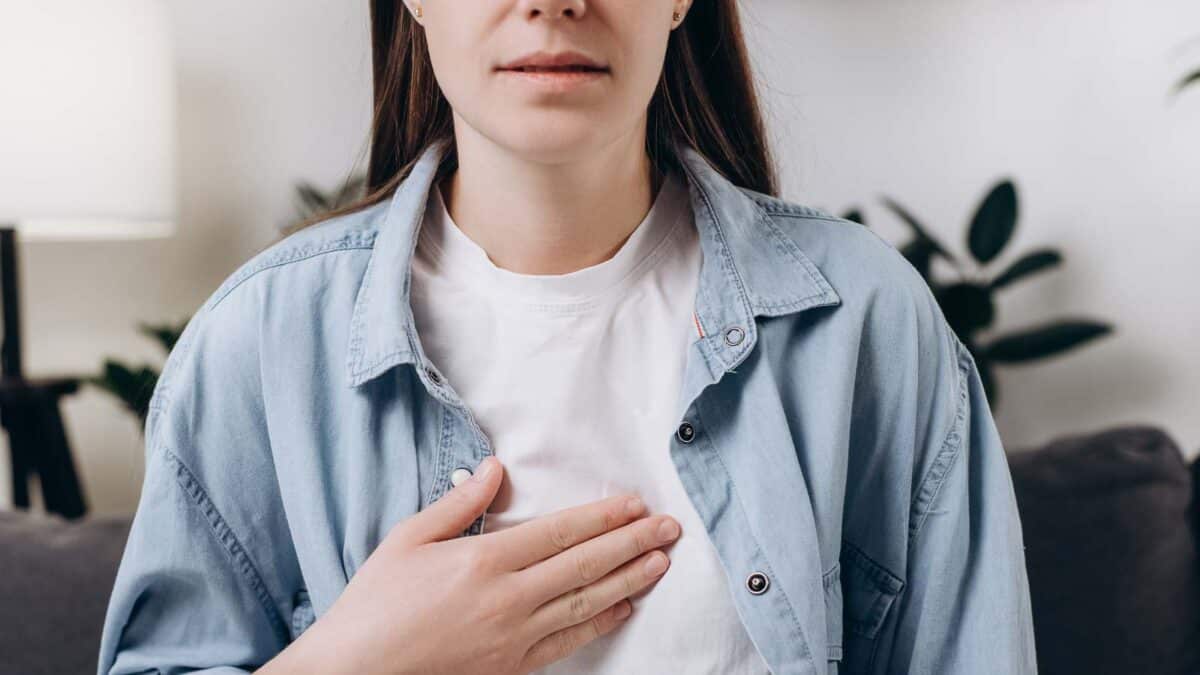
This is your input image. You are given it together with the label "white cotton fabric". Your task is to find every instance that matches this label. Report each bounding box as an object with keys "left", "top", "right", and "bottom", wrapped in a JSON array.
[{"left": 409, "top": 168, "right": 772, "bottom": 674}]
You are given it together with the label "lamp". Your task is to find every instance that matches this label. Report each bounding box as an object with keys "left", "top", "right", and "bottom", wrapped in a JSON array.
[{"left": 0, "top": 0, "right": 176, "bottom": 516}]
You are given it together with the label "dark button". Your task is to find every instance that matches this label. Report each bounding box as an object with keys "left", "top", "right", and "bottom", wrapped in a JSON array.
[
  {"left": 424, "top": 365, "right": 442, "bottom": 385},
  {"left": 676, "top": 422, "right": 695, "bottom": 444},
  {"left": 724, "top": 326, "right": 745, "bottom": 346},
  {"left": 746, "top": 571, "right": 769, "bottom": 594}
]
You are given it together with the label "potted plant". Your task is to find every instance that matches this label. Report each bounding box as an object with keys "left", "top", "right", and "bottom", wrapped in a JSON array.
[{"left": 842, "top": 180, "right": 1114, "bottom": 406}]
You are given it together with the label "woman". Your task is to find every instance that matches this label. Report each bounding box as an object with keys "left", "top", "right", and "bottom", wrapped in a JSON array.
[{"left": 98, "top": 1, "right": 1037, "bottom": 674}]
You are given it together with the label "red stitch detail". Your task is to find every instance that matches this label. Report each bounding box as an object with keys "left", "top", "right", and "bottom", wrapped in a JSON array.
[{"left": 693, "top": 311, "right": 705, "bottom": 338}]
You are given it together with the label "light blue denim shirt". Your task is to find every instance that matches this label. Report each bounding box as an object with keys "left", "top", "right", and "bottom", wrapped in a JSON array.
[{"left": 97, "top": 137, "right": 1037, "bottom": 675}]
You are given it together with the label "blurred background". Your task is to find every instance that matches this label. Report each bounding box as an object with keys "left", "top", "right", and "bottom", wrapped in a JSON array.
[{"left": 1, "top": 1, "right": 1197, "bottom": 674}]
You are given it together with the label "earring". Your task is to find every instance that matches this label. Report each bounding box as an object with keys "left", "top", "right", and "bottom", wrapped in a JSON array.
[
  {"left": 673, "top": 11, "right": 681, "bottom": 22},
  {"left": 414, "top": 3, "right": 423, "bottom": 18}
]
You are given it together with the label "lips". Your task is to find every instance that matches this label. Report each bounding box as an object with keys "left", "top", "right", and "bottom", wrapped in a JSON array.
[
  {"left": 496, "top": 50, "right": 610, "bottom": 73},
  {"left": 503, "top": 65, "right": 606, "bottom": 73}
]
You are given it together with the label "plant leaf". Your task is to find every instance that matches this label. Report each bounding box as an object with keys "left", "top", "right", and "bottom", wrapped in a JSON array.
[
  {"left": 841, "top": 208, "right": 866, "bottom": 225},
  {"left": 968, "top": 180, "right": 1018, "bottom": 265},
  {"left": 899, "top": 238, "right": 936, "bottom": 279},
  {"left": 981, "top": 320, "right": 1113, "bottom": 363},
  {"left": 879, "top": 196, "right": 957, "bottom": 262},
  {"left": 137, "top": 318, "right": 190, "bottom": 352},
  {"left": 842, "top": 209, "right": 866, "bottom": 225},
  {"left": 1174, "top": 68, "right": 1200, "bottom": 96},
  {"left": 935, "top": 282, "right": 995, "bottom": 338},
  {"left": 296, "top": 183, "right": 330, "bottom": 214},
  {"left": 989, "top": 248, "right": 1062, "bottom": 290}
]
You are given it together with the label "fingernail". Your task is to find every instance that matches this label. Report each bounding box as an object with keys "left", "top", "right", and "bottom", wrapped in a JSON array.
[
  {"left": 472, "top": 457, "right": 495, "bottom": 482},
  {"left": 645, "top": 552, "right": 668, "bottom": 576},
  {"left": 614, "top": 601, "right": 632, "bottom": 620},
  {"left": 658, "top": 519, "right": 679, "bottom": 542}
]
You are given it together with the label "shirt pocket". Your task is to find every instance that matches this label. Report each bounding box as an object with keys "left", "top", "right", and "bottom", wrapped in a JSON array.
[
  {"left": 839, "top": 540, "right": 905, "bottom": 675},
  {"left": 290, "top": 588, "right": 316, "bottom": 641},
  {"left": 823, "top": 561, "right": 845, "bottom": 673}
]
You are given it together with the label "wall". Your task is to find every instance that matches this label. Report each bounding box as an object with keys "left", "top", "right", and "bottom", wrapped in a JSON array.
[
  {"left": 4, "top": 0, "right": 1197, "bottom": 515},
  {"left": 742, "top": 0, "right": 1200, "bottom": 455},
  {"left": 4, "top": 0, "right": 372, "bottom": 515}
]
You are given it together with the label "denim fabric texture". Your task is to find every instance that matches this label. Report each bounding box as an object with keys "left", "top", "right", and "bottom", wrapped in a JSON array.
[{"left": 97, "top": 137, "right": 1038, "bottom": 675}]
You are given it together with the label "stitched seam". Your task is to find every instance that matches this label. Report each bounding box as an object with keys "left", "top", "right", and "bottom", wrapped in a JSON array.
[
  {"left": 678, "top": 159, "right": 757, "bottom": 371},
  {"left": 346, "top": 233, "right": 381, "bottom": 381},
  {"left": 755, "top": 210, "right": 849, "bottom": 226},
  {"left": 427, "top": 399, "right": 455, "bottom": 506},
  {"left": 908, "top": 334, "right": 972, "bottom": 543},
  {"left": 757, "top": 209, "right": 838, "bottom": 300},
  {"left": 840, "top": 539, "right": 905, "bottom": 639},
  {"left": 162, "top": 444, "right": 290, "bottom": 645},
  {"left": 146, "top": 315, "right": 203, "bottom": 415},
  {"left": 692, "top": 402, "right": 815, "bottom": 666},
  {"left": 209, "top": 239, "right": 377, "bottom": 312},
  {"left": 742, "top": 191, "right": 837, "bottom": 217},
  {"left": 755, "top": 292, "right": 827, "bottom": 311},
  {"left": 822, "top": 561, "right": 841, "bottom": 590},
  {"left": 841, "top": 539, "right": 904, "bottom": 595}
]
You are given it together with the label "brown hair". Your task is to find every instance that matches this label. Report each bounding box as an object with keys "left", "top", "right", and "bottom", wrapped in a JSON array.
[{"left": 285, "top": 0, "right": 778, "bottom": 236}]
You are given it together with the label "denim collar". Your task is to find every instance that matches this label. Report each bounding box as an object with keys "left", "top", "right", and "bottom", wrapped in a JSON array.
[{"left": 346, "top": 137, "right": 841, "bottom": 388}]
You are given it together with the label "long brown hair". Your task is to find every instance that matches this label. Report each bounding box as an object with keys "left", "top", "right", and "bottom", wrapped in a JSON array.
[{"left": 286, "top": 0, "right": 778, "bottom": 236}]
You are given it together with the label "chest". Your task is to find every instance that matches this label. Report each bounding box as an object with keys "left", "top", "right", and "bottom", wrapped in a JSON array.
[{"left": 269, "top": 318, "right": 862, "bottom": 674}]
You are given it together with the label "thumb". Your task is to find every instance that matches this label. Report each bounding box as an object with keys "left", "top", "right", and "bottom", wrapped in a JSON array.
[{"left": 397, "top": 455, "right": 503, "bottom": 546}]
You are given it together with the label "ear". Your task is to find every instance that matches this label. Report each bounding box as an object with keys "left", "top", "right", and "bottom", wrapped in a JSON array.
[{"left": 406, "top": 1, "right": 424, "bottom": 25}]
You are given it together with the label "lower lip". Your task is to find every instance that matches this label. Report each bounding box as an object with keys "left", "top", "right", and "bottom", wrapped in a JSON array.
[{"left": 496, "top": 68, "right": 609, "bottom": 93}]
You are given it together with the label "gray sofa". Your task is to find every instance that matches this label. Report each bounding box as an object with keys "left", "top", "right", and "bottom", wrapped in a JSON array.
[
  {"left": 1, "top": 424, "right": 1197, "bottom": 674},
  {"left": 0, "top": 510, "right": 131, "bottom": 675}
]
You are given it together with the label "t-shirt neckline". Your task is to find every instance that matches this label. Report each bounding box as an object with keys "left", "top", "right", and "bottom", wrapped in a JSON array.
[{"left": 416, "top": 168, "right": 690, "bottom": 313}]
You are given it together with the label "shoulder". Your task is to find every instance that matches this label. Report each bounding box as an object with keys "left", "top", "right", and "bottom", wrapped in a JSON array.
[
  {"left": 146, "top": 200, "right": 389, "bottom": 442},
  {"left": 202, "top": 200, "right": 390, "bottom": 314},
  {"left": 744, "top": 186, "right": 967, "bottom": 443}
]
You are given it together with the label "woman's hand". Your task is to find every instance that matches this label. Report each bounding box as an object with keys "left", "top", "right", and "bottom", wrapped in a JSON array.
[{"left": 257, "top": 455, "right": 680, "bottom": 675}]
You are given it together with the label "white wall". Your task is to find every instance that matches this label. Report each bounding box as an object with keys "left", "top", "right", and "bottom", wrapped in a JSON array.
[
  {"left": 4, "top": 0, "right": 372, "bottom": 515},
  {"left": 5, "top": 0, "right": 1197, "bottom": 515},
  {"left": 741, "top": 0, "right": 1200, "bottom": 456}
]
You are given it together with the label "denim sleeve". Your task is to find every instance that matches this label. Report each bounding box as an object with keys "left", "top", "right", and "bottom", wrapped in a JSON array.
[
  {"left": 95, "top": 442, "right": 289, "bottom": 674},
  {"left": 96, "top": 281, "right": 300, "bottom": 674},
  {"left": 881, "top": 334, "right": 1039, "bottom": 673}
]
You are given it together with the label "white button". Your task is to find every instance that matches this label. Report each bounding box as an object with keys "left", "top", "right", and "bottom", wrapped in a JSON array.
[{"left": 450, "top": 467, "right": 473, "bottom": 487}]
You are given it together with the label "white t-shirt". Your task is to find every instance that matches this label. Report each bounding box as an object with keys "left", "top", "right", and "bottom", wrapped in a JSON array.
[{"left": 409, "top": 167, "right": 771, "bottom": 675}]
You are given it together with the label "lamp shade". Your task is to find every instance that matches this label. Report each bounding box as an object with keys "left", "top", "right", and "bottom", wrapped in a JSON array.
[{"left": 0, "top": 0, "right": 176, "bottom": 242}]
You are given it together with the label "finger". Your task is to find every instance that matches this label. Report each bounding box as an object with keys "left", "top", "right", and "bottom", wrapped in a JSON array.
[
  {"left": 392, "top": 456, "right": 503, "bottom": 548},
  {"left": 511, "top": 513, "right": 679, "bottom": 610},
  {"left": 523, "top": 547, "right": 670, "bottom": 640},
  {"left": 518, "top": 599, "right": 633, "bottom": 673},
  {"left": 484, "top": 493, "right": 647, "bottom": 571}
]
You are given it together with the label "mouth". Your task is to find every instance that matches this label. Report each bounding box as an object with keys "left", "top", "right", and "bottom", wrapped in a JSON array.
[
  {"left": 499, "top": 65, "right": 610, "bottom": 73},
  {"left": 495, "top": 50, "right": 611, "bottom": 74},
  {"left": 495, "top": 64, "right": 610, "bottom": 93}
]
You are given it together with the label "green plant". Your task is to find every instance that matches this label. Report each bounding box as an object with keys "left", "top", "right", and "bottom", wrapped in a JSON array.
[
  {"left": 1172, "top": 64, "right": 1200, "bottom": 97},
  {"left": 287, "top": 172, "right": 369, "bottom": 234},
  {"left": 91, "top": 176, "right": 366, "bottom": 428},
  {"left": 841, "top": 179, "right": 1114, "bottom": 406}
]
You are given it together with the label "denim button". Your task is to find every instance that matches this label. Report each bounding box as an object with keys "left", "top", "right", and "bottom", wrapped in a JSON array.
[
  {"left": 746, "top": 571, "right": 769, "bottom": 595},
  {"left": 450, "top": 467, "right": 473, "bottom": 487},
  {"left": 676, "top": 422, "right": 695, "bottom": 444},
  {"left": 425, "top": 365, "right": 442, "bottom": 385},
  {"left": 724, "top": 326, "right": 745, "bottom": 346}
]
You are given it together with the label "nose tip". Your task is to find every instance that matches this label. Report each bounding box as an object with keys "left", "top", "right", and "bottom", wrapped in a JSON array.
[{"left": 520, "top": 0, "right": 586, "bottom": 21}]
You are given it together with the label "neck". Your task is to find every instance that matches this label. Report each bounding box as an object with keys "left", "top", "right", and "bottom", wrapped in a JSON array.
[{"left": 438, "top": 121, "right": 664, "bottom": 276}]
